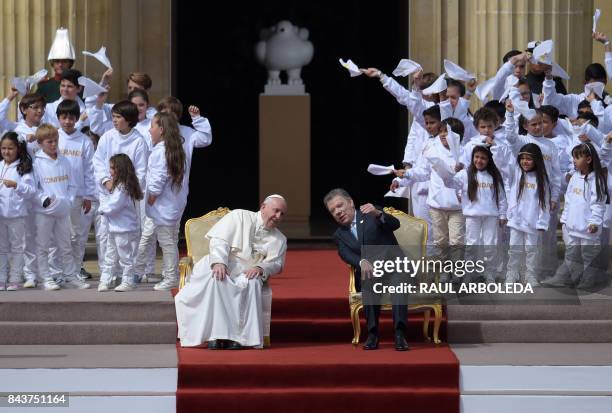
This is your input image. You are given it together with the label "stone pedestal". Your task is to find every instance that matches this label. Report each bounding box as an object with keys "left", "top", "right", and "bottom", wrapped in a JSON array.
[{"left": 259, "top": 94, "right": 310, "bottom": 238}]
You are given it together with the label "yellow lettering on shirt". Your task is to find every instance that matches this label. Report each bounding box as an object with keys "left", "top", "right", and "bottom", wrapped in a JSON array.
[
  {"left": 522, "top": 182, "right": 536, "bottom": 190},
  {"left": 60, "top": 149, "right": 82, "bottom": 157},
  {"left": 43, "top": 175, "right": 69, "bottom": 184},
  {"left": 572, "top": 187, "right": 583, "bottom": 196},
  {"left": 478, "top": 182, "right": 494, "bottom": 189},
  {"left": 542, "top": 154, "right": 551, "bottom": 161}
]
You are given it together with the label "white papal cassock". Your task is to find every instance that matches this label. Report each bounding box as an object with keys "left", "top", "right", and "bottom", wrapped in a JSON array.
[{"left": 175, "top": 209, "right": 287, "bottom": 348}]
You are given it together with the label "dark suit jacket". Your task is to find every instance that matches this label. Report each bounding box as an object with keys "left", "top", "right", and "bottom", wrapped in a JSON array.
[{"left": 333, "top": 209, "right": 400, "bottom": 292}]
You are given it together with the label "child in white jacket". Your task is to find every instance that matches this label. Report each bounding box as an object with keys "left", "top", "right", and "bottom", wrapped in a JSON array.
[
  {"left": 32, "top": 124, "right": 89, "bottom": 290},
  {"left": 391, "top": 118, "right": 465, "bottom": 279},
  {"left": 56, "top": 100, "right": 96, "bottom": 279},
  {"left": 0, "top": 133, "right": 36, "bottom": 290},
  {"left": 502, "top": 143, "right": 551, "bottom": 286},
  {"left": 545, "top": 142, "right": 608, "bottom": 289},
  {"left": 98, "top": 154, "right": 143, "bottom": 292},
  {"left": 443, "top": 145, "right": 507, "bottom": 282},
  {"left": 134, "top": 113, "right": 188, "bottom": 291},
  {"left": 92, "top": 101, "right": 148, "bottom": 285}
]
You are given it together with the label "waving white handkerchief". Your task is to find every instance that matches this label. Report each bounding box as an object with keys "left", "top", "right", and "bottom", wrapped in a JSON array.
[
  {"left": 11, "top": 69, "right": 48, "bottom": 95},
  {"left": 584, "top": 81, "right": 605, "bottom": 99},
  {"left": 392, "top": 59, "right": 422, "bottom": 77},
  {"left": 532, "top": 40, "right": 554, "bottom": 65},
  {"left": 551, "top": 62, "right": 570, "bottom": 80},
  {"left": 27, "top": 69, "right": 48, "bottom": 90},
  {"left": 474, "top": 77, "right": 496, "bottom": 103},
  {"left": 11, "top": 77, "right": 28, "bottom": 96},
  {"left": 446, "top": 125, "right": 461, "bottom": 163},
  {"left": 444, "top": 59, "right": 475, "bottom": 81},
  {"left": 593, "top": 9, "right": 601, "bottom": 33},
  {"left": 499, "top": 75, "right": 519, "bottom": 101},
  {"left": 385, "top": 187, "right": 410, "bottom": 199},
  {"left": 338, "top": 58, "right": 362, "bottom": 77},
  {"left": 422, "top": 74, "right": 447, "bottom": 95},
  {"left": 572, "top": 121, "right": 590, "bottom": 138},
  {"left": 513, "top": 99, "right": 537, "bottom": 121},
  {"left": 367, "top": 164, "right": 394, "bottom": 176},
  {"left": 82, "top": 46, "right": 113, "bottom": 69},
  {"left": 78, "top": 76, "right": 107, "bottom": 99}
]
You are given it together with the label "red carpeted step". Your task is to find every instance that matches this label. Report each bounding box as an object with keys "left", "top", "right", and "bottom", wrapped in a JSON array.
[
  {"left": 269, "top": 317, "right": 447, "bottom": 342},
  {"left": 177, "top": 387, "right": 459, "bottom": 413}
]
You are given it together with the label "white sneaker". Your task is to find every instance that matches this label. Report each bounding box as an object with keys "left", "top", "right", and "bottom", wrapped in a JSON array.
[
  {"left": 139, "top": 274, "right": 147, "bottom": 283},
  {"left": 63, "top": 278, "right": 90, "bottom": 289},
  {"left": 23, "top": 280, "right": 36, "bottom": 288},
  {"left": 153, "top": 279, "right": 178, "bottom": 291},
  {"left": 44, "top": 280, "right": 61, "bottom": 291},
  {"left": 7, "top": 283, "right": 19, "bottom": 291},
  {"left": 115, "top": 282, "right": 136, "bottom": 292},
  {"left": 97, "top": 282, "right": 110, "bottom": 292}
]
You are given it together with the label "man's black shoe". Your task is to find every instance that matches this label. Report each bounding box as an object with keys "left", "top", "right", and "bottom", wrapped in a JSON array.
[
  {"left": 208, "top": 340, "right": 223, "bottom": 350},
  {"left": 394, "top": 332, "right": 409, "bottom": 351},
  {"left": 226, "top": 340, "right": 243, "bottom": 350},
  {"left": 362, "top": 335, "right": 379, "bottom": 350}
]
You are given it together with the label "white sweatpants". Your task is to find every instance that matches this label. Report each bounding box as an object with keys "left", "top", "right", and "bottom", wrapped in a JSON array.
[
  {"left": 77, "top": 200, "right": 101, "bottom": 272},
  {"left": 538, "top": 202, "right": 560, "bottom": 277},
  {"left": 140, "top": 199, "right": 157, "bottom": 274},
  {"left": 0, "top": 217, "right": 26, "bottom": 284},
  {"left": 23, "top": 211, "right": 38, "bottom": 282},
  {"left": 506, "top": 228, "right": 539, "bottom": 281},
  {"left": 35, "top": 214, "right": 78, "bottom": 282},
  {"left": 465, "top": 216, "right": 499, "bottom": 279},
  {"left": 411, "top": 189, "right": 434, "bottom": 246},
  {"left": 555, "top": 232, "right": 601, "bottom": 284},
  {"left": 101, "top": 231, "right": 139, "bottom": 284},
  {"left": 134, "top": 217, "right": 179, "bottom": 282}
]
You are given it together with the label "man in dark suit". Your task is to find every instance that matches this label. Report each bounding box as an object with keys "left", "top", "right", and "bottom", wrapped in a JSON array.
[{"left": 324, "top": 188, "right": 408, "bottom": 351}]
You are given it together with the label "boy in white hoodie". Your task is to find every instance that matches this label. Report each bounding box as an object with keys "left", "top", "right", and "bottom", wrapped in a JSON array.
[
  {"left": 33, "top": 124, "right": 89, "bottom": 290},
  {"left": 93, "top": 101, "right": 148, "bottom": 286},
  {"left": 56, "top": 100, "right": 96, "bottom": 279}
]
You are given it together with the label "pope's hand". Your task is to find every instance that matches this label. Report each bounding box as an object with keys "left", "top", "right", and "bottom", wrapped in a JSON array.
[
  {"left": 244, "top": 267, "right": 263, "bottom": 280},
  {"left": 212, "top": 263, "right": 228, "bottom": 281}
]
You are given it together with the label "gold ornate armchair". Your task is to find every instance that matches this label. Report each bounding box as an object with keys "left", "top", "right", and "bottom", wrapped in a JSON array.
[
  {"left": 178, "top": 207, "right": 272, "bottom": 347},
  {"left": 349, "top": 207, "right": 443, "bottom": 345}
]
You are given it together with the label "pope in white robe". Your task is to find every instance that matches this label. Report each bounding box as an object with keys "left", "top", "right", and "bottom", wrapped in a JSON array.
[{"left": 175, "top": 195, "right": 288, "bottom": 349}]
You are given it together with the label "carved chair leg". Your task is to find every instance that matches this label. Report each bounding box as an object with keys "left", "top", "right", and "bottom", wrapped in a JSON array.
[
  {"left": 423, "top": 308, "right": 432, "bottom": 342},
  {"left": 433, "top": 304, "right": 442, "bottom": 344},
  {"left": 351, "top": 304, "right": 362, "bottom": 346}
]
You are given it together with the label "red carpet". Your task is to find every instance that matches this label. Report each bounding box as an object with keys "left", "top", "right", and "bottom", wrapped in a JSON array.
[{"left": 176, "top": 250, "right": 459, "bottom": 413}]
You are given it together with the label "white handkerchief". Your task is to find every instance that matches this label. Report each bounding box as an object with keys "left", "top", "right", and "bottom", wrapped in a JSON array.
[
  {"left": 572, "top": 121, "right": 590, "bottom": 138},
  {"left": 392, "top": 59, "right": 422, "bottom": 77},
  {"left": 443, "top": 59, "right": 475, "bottom": 81},
  {"left": 82, "top": 46, "right": 113, "bottom": 69},
  {"left": 551, "top": 62, "right": 570, "bottom": 80},
  {"left": 513, "top": 99, "right": 537, "bottom": 121},
  {"left": 474, "top": 77, "right": 496, "bottom": 103},
  {"left": 11, "top": 69, "right": 48, "bottom": 95},
  {"left": 532, "top": 40, "right": 554, "bottom": 65},
  {"left": 585, "top": 81, "right": 605, "bottom": 99},
  {"left": 339, "top": 58, "right": 362, "bottom": 77},
  {"left": 367, "top": 164, "right": 394, "bottom": 176},
  {"left": 385, "top": 187, "right": 410, "bottom": 198},
  {"left": 78, "top": 76, "right": 107, "bottom": 99},
  {"left": 11, "top": 77, "right": 27, "bottom": 96},
  {"left": 422, "top": 74, "right": 447, "bottom": 95},
  {"left": 499, "top": 75, "right": 519, "bottom": 101},
  {"left": 27, "top": 69, "right": 47, "bottom": 90},
  {"left": 446, "top": 125, "right": 461, "bottom": 162},
  {"left": 593, "top": 9, "right": 601, "bottom": 33}
]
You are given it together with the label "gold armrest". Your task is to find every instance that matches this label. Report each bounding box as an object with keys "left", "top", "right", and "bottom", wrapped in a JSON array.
[{"left": 179, "top": 256, "right": 193, "bottom": 290}]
